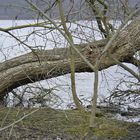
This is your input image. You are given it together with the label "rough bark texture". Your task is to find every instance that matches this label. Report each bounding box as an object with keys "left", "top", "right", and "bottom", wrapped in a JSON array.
[{"left": 1, "top": 16, "right": 140, "bottom": 100}]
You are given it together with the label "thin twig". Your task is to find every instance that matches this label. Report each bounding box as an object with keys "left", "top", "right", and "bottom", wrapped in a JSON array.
[{"left": 0, "top": 109, "right": 39, "bottom": 132}]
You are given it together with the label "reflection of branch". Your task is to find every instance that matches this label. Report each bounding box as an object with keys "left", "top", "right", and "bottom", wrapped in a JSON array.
[
  {"left": 11, "top": 90, "right": 24, "bottom": 107},
  {"left": 108, "top": 87, "right": 140, "bottom": 113},
  {"left": 112, "top": 89, "right": 140, "bottom": 97}
]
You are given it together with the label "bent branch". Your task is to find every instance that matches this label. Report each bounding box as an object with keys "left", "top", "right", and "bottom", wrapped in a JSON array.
[{"left": 1, "top": 16, "right": 140, "bottom": 100}]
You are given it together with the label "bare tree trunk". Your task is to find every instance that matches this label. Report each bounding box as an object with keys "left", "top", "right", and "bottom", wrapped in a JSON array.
[
  {"left": 89, "top": 69, "right": 99, "bottom": 128},
  {"left": 58, "top": 0, "right": 84, "bottom": 111}
]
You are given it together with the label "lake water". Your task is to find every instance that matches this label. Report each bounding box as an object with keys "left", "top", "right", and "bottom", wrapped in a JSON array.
[{"left": 0, "top": 20, "right": 139, "bottom": 111}]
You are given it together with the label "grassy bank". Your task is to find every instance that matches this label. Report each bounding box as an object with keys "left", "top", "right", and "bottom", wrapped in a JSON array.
[{"left": 0, "top": 107, "right": 139, "bottom": 140}]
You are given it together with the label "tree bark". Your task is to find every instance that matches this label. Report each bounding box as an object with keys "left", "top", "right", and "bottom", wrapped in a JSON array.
[{"left": 1, "top": 16, "right": 140, "bottom": 100}]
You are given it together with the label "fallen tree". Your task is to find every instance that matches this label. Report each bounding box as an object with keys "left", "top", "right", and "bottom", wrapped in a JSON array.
[{"left": 0, "top": 16, "right": 140, "bottom": 101}]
